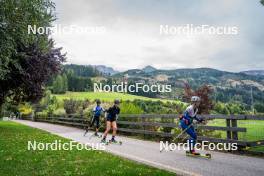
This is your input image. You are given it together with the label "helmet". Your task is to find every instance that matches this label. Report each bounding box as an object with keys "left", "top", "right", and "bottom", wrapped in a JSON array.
[
  {"left": 96, "top": 99, "right": 101, "bottom": 104},
  {"left": 114, "top": 99, "right": 120, "bottom": 105},
  {"left": 191, "top": 96, "right": 201, "bottom": 102}
]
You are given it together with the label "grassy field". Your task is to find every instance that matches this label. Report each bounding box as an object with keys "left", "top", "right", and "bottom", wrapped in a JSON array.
[
  {"left": 0, "top": 121, "right": 175, "bottom": 176},
  {"left": 54, "top": 91, "right": 153, "bottom": 101},
  {"left": 208, "top": 119, "right": 264, "bottom": 141},
  {"left": 53, "top": 91, "right": 180, "bottom": 103},
  {"left": 208, "top": 119, "right": 264, "bottom": 152}
]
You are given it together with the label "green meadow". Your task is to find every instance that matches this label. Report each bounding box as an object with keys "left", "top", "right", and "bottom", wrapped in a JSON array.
[
  {"left": 53, "top": 91, "right": 182, "bottom": 104},
  {"left": 208, "top": 119, "right": 264, "bottom": 152}
]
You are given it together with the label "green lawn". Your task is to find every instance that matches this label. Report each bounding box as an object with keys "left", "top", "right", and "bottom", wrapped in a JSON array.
[{"left": 0, "top": 121, "right": 175, "bottom": 176}]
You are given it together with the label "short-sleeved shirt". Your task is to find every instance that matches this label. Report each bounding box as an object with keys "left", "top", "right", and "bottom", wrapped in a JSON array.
[
  {"left": 106, "top": 106, "right": 120, "bottom": 121},
  {"left": 93, "top": 106, "right": 104, "bottom": 117}
]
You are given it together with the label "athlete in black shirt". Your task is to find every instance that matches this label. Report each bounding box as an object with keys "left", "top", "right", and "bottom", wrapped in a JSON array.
[{"left": 101, "top": 99, "right": 120, "bottom": 143}]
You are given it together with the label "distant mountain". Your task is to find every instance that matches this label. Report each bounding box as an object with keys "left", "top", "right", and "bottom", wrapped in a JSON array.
[
  {"left": 114, "top": 67, "right": 264, "bottom": 105},
  {"left": 93, "top": 65, "right": 119, "bottom": 76},
  {"left": 64, "top": 64, "right": 119, "bottom": 76},
  {"left": 142, "top": 65, "right": 156, "bottom": 73},
  {"left": 241, "top": 70, "right": 264, "bottom": 76},
  {"left": 63, "top": 64, "right": 264, "bottom": 106}
]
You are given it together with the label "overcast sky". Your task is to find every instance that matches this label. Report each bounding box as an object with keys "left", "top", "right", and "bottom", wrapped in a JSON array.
[{"left": 52, "top": 0, "right": 264, "bottom": 72}]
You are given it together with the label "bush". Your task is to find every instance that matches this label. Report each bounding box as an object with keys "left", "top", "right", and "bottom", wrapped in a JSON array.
[
  {"left": 40, "top": 90, "right": 52, "bottom": 107},
  {"left": 83, "top": 108, "right": 93, "bottom": 118},
  {"left": 63, "top": 99, "right": 81, "bottom": 114},
  {"left": 82, "top": 99, "right": 90, "bottom": 110},
  {"left": 36, "top": 111, "right": 48, "bottom": 118},
  {"left": 53, "top": 108, "right": 66, "bottom": 116},
  {"left": 120, "top": 101, "right": 144, "bottom": 114},
  {"left": 18, "top": 104, "right": 32, "bottom": 116}
]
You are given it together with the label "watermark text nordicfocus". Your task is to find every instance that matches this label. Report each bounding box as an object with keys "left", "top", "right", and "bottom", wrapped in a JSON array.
[
  {"left": 28, "top": 24, "right": 106, "bottom": 35},
  {"left": 94, "top": 82, "right": 172, "bottom": 93},
  {"left": 28, "top": 140, "right": 106, "bottom": 151},
  {"left": 160, "top": 24, "right": 238, "bottom": 36},
  {"left": 160, "top": 141, "right": 238, "bottom": 152}
]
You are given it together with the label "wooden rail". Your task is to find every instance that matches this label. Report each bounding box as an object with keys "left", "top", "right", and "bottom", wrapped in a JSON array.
[
  {"left": 121, "top": 114, "right": 264, "bottom": 120},
  {"left": 30, "top": 114, "right": 264, "bottom": 147}
]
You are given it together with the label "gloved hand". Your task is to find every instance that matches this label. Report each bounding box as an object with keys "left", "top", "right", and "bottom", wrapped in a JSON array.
[
  {"left": 198, "top": 118, "right": 205, "bottom": 124},
  {"left": 194, "top": 116, "right": 204, "bottom": 123}
]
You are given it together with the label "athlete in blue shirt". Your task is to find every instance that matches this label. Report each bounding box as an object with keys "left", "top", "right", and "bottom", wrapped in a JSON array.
[
  {"left": 90, "top": 99, "right": 104, "bottom": 136},
  {"left": 180, "top": 96, "right": 203, "bottom": 154}
]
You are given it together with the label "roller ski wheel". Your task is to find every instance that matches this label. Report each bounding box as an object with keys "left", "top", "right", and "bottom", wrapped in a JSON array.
[{"left": 186, "top": 151, "right": 211, "bottom": 159}]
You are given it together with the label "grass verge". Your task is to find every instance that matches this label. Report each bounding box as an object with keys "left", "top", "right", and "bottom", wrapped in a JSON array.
[{"left": 0, "top": 121, "right": 175, "bottom": 176}]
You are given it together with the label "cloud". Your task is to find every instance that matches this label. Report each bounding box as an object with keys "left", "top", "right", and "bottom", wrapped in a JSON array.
[{"left": 53, "top": 0, "right": 264, "bottom": 72}]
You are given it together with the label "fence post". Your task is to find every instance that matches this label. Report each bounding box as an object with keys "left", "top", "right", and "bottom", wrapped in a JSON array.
[
  {"left": 226, "top": 119, "right": 231, "bottom": 139},
  {"left": 142, "top": 115, "right": 145, "bottom": 140},
  {"left": 231, "top": 119, "right": 238, "bottom": 140}
]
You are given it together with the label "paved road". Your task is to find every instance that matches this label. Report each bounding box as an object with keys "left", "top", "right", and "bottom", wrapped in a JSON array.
[{"left": 16, "top": 120, "right": 264, "bottom": 176}]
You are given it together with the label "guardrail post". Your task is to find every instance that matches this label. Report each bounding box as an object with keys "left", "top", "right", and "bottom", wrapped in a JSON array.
[{"left": 226, "top": 119, "right": 231, "bottom": 139}]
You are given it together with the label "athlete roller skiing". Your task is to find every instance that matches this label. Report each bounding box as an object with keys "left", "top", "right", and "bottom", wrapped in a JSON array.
[
  {"left": 90, "top": 99, "right": 104, "bottom": 136},
  {"left": 101, "top": 99, "right": 121, "bottom": 144},
  {"left": 83, "top": 99, "right": 105, "bottom": 137},
  {"left": 180, "top": 96, "right": 204, "bottom": 155}
]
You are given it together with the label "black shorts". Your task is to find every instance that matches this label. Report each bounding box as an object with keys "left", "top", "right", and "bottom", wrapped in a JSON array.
[{"left": 106, "top": 116, "right": 116, "bottom": 122}]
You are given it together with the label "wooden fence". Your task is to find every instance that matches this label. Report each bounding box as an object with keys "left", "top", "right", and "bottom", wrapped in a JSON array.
[{"left": 30, "top": 114, "right": 264, "bottom": 148}]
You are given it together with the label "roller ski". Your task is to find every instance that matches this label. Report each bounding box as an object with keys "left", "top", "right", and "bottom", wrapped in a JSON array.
[
  {"left": 106, "top": 138, "right": 122, "bottom": 145},
  {"left": 100, "top": 138, "right": 108, "bottom": 145},
  {"left": 186, "top": 151, "right": 211, "bottom": 159},
  {"left": 89, "top": 132, "right": 102, "bottom": 139},
  {"left": 100, "top": 137, "right": 122, "bottom": 145}
]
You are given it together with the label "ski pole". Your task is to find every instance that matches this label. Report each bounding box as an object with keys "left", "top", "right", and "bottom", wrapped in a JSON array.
[
  {"left": 88, "top": 124, "right": 104, "bottom": 139},
  {"left": 174, "top": 123, "right": 193, "bottom": 139},
  {"left": 160, "top": 122, "right": 197, "bottom": 153},
  {"left": 160, "top": 123, "right": 192, "bottom": 152},
  {"left": 84, "top": 114, "right": 95, "bottom": 136}
]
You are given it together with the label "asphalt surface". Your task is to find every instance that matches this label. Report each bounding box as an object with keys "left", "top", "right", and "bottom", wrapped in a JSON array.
[{"left": 16, "top": 120, "right": 264, "bottom": 176}]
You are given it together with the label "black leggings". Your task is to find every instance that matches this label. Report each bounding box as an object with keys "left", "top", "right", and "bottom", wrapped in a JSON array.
[{"left": 90, "top": 116, "right": 100, "bottom": 128}]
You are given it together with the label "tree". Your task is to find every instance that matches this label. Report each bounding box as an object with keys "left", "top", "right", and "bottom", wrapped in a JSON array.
[
  {"left": 0, "top": 0, "right": 66, "bottom": 110},
  {"left": 254, "top": 103, "right": 264, "bottom": 113},
  {"left": 261, "top": 0, "right": 264, "bottom": 6},
  {"left": 52, "top": 75, "right": 63, "bottom": 94},
  {"left": 52, "top": 74, "right": 68, "bottom": 94},
  {"left": 183, "top": 83, "right": 214, "bottom": 114},
  {"left": 62, "top": 73, "right": 68, "bottom": 93}
]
